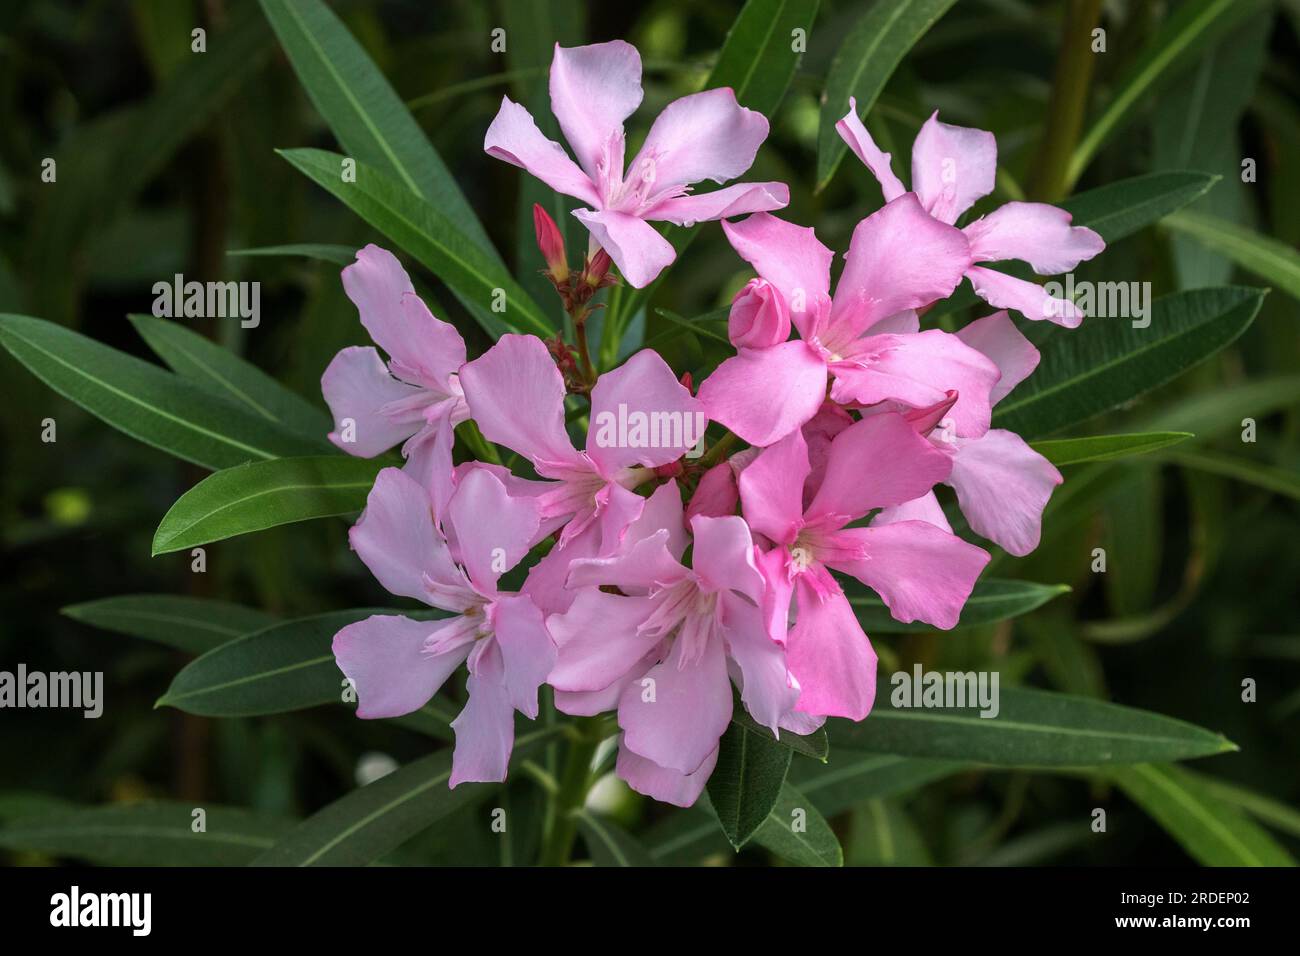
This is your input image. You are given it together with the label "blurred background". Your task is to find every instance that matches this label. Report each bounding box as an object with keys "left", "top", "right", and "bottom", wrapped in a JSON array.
[{"left": 1, "top": 0, "right": 1297, "bottom": 865}]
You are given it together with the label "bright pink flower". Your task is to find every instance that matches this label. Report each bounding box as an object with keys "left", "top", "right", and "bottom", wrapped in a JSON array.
[
  {"left": 484, "top": 41, "right": 789, "bottom": 287},
  {"left": 321, "top": 245, "right": 469, "bottom": 499},
  {"left": 728, "top": 278, "right": 790, "bottom": 349},
  {"left": 457, "top": 333, "right": 704, "bottom": 614},
  {"left": 878, "top": 311, "right": 1063, "bottom": 555},
  {"left": 547, "top": 481, "right": 800, "bottom": 807},
  {"left": 697, "top": 202, "right": 1000, "bottom": 446},
  {"left": 738, "top": 412, "right": 989, "bottom": 719},
  {"left": 837, "top": 101, "right": 1105, "bottom": 327},
  {"left": 333, "top": 466, "right": 556, "bottom": 787}
]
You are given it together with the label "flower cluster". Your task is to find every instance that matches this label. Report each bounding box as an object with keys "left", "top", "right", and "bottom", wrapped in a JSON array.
[{"left": 321, "top": 41, "right": 1103, "bottom": 806}]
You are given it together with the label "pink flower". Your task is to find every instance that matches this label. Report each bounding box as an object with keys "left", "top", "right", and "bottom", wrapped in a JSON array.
[
  {"left": 728, "top": 278, "right": 790, "bottom": 349},
  {"left": 547, "top": 482, "right": 800, "bottom": 807},
  {"left": 457, "top": 333, "right": 704, "bottom": 614},
  {"left": 837, "top": 101, "right": 1105, "bottom": 327},
  {"left": 321, "top": 245, "right": 469, "bottom": 500},
  {"left": 697, "top": 202, "right": 1000, "bottom": 446},
  {"left": 739, "top": 412, "right": 989, "bottom": 719},
  {"left": 332, "top": 466, "right": 556, "bottom": 787},
  {"left": 878, "top": 311, "right": 1063, "bottom": 556},
  {"left": 484, "top": 41, "right": 789, "bottom": 287}
]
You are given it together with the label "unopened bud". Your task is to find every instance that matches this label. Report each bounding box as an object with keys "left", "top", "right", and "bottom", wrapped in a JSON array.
[
  {"left": 583, "top": 248, "right": 615, "bottom": 288},
  {"left": 728, "top": 278, "right": 790, "bottom": 349},
  {"left": 533, "top": 204, "right": 569, "bottom": 281}
]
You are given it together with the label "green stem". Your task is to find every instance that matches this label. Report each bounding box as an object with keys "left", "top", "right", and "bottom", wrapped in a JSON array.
[
  {"left": 537, "top": 718, "right": 604, "bottom": 866},
  {"left": 1029, "top": 0, "right": 1103, "bottom": 202},
  {"left": 697, "top": 430, "right": 741, "bottom": 469}
]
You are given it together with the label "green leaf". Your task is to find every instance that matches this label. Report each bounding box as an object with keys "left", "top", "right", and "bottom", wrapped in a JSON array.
[
  {"left": 129, "top": 314, "right": 330, "bottom": 438},
  {"left": 730, "top": 701, "right": 829, "bottom": 761},
  {"left": 847, "top": 799, "right": 931, "bottom": 865},
  {"left": 1183, "top": 770, "right": 1300, "bottom": 840},
  {"left": 152, "top": 455, "right": 386, "bottom": 555},
  {"left": 652, "top": 307, "right": 731, "bottom": 345},
  {"left": 1163, "top": 211, "right": 1300, "bottom": 300},
  {"left": 280, "top": 148, "right": 551, "bottom": 338},
  {"left": 1162, "top": 448, "right": 1300, "bottom": 501},
  {"left": 710, "top": 0, "right": 820, "bottom": 117},
  {"left": 1067, "top": 0, "right": 1268, "bottom": 188},
  {"left": 228, "top": 243, "right": 357, "bottom": 265},
  {"left": 790, "top": 753, "right": 960, "bottom": 817},
  {"left": 61, "top": 595, "right": 276, "bottom": 654},
  {"left": 574, "top": 810, "right": 657, "bottom": 866},
  {"left": 815, "top": 0, "right": 958, "bottom": 192},
  {"left": 831, "top": 683, "right": 1236, "bottom": 765},
  {"left": 991, "top": 287, "right": 1266, "bottom": 439},
  {"left": 750, "top": 782, "right": 843, "bottom": 866},
  {"left": 0, "top": 314, "right": 325, "bottom": 469},
  {"left": 156, "top": 608, "right": 441, "bottom": 716},
  {"left": 251, "top": 727, "right": 557, "bottom": 866},
  {"left": 1107, "top": 764, "right": 1296, "bottom": 866},
  {"left": 1031, "top": 432, "right": 1193, "bottom": 467},
  {"left": 707, "top": 722, "right": 793, "bottom": 849},
  {"left": 846, "top": 578, "right": 1070, "bottom": 633},
  {"left": 1058, "top": 171, "right": 1218, "bottom": 244},
  {"left": 1133, "top": 375, "right": 1300, "bottom": 439},
  {"left": 0, "top": 802, "right": 293, "bottom": 866},
  {"left": 258, "top": 0, "right": 496, "bottom": 256}
]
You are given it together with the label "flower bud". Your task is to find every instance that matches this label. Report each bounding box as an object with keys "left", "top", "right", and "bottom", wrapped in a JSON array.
[
  {"left": 583, "top": 248, "right": 615, "bottom": 288},
  {"left": 533, "top": 204, "right": 569, "bottom": 281},
  {"left": 728, "top": 278, "right": 790, "bottom": 349}
]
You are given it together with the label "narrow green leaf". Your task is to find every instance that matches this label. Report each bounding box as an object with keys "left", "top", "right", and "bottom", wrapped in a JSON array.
[
  {"left": 750, "top": 782, "right": 843, "bottom": 866},
  {"left": 1108, "top": 764, "right": 1296, "bottom": 866},
  {"left": 251, "top": 727, "right": 558, "bottom": 866},
  {"left": 1163, "top": 211, "right": 1300, "bottom": 300},
  {"left": 0, "top": 802, "right": 294, "bottom": 866},
  {"left": 61, "top": 595, "right": 277, "bottom": 655},
  {"left": 258, "top": 0, "right": 497, "bottom": 256},
  {"left": 129, "top": 314, "right": 330, "bottom": 438},
  {"left": 710, "top": 0, "right": 820, "bottom": 117},
  {"left": 708, "top": 722, "right": 793, "bottom": 849},
  {"left": 1133, "top": 375, "right": 1300, "bottom": 439},
  {"left": 846, "top": 578, "right": 1070, "bottom": 633},
  {"left": 815, "top": 0, "right": 958, "bottom": 192},
  {"left": 730, "top": 702, "right": 829, "bottom": 761},
  {"left": 152, "top": 455, "right": 386, "bottom": 555},
  {"left": 0, "top": 314, "right": 324, "bottom": 469},
  {"left": 574, "top": 810, "right": 657, "bottom": 867},
  {"left": 280, "top": 148, "right": 551, "bottom": 338},
  {"left": 1031, "top": 432, "right": 1193, "bottom": 467},
  {"left": 831, "top": 683, "right": 1236, "bottom": 765},
  {"left": 789, "top": 753, "right": 963, "bottom": 817},
  {"left": 1162, "top": 448, "right": 1300, "bottom": 501},
  {"left": 228, "top": 243, "right": 357, "bottom": 265},
  {"left": 652, "top": 307, "right": 731, "bottom": 345},
  {"left": 1183, "top": 770, "right": 1300, "bottom": 840},
  {"left": 991, "top": 287, "right": 1266, "bottom": 439},
  {"left": 1058, "top": 171, "right": 1218, "bottom": 244}
]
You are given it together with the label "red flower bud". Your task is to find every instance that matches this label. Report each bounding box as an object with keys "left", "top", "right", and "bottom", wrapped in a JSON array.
[{"left": 533, "top": 204, "right": 569, "bottom": 281}]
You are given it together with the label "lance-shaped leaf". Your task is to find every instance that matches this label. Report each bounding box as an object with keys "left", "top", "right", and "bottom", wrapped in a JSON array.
[
  {"left": 259, "top": 0, "right": 497, "bottom": 257},
  {"left": 1058, "top": 171, "right": 1218, "bottom": 244},
  {"left": 1162, "top": 447, "right": 1300, "bottom": 502},
  {"left": 846, "top": 579, "right": 1070, "bottom": 634},
  {"left": 0, "top": 314, "right": 324, "bottom": 469},
  {"left": 1163, "top": 211, "right": 1300, "bottom": 300},
  {"left": 152, "top": 455, "right": 388, "bottom": 555},
  {"left": 62, "top": 595, "right": 277, "bottom": 655},
  {"left": 1031, "top": 432, "right": 1193, "bottom": 467},
  {"left": 749, "top": 782, "right": 842, "bottom": 866},
  {"left": 831, "top": 682, "right": 1236, "bottom": 765},
  {"left": 574, "top": 810, "right": 657, "bottom": 867},
  {"left": 991, "top": 286, "right": 1266, "bottom": 439},
  {"left": 815, "top": 0, "right": 958, "bottom": 192},
  {"left": 730, "top": 694, "right": 828, "bottom": 761},
  {"left": 280, "top": 148, "right": 552, "bottom": 338},
  {"left": 227, "top": 243, "right": 357, "bottom": 265},
  {"left": 707, "top": 722, "right": 793, "bottom": 849}
]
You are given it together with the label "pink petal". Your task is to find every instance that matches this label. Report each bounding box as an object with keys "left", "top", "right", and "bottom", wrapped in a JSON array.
[
  {"left": 630, "top": 87, "right": 769, "bottom": 188},
  {"left": 835, "top": 96, "right": 907, "bottom": 201},
  {"left": 738, "top": 428, "right": 810, "bottom": 545},
  {"left": 965, "top": 265, "right": 1084, "bottom": 328},
  {"left": 549, "top": 41, "right": 643, "bottom": 181},
  {"left": 572, "top": 208, "right": 676, "bottom": 288},
  {"left": 333, "top": 614, "right": 469, "bottom": 719},
  {"left": 689, "top": 514, "right": 764, "bottom": 602},
  {"left": 586, "top": 348, "right": 705, "bottom": 473},
  {"left": 873, "top": 490, "right": 953, "bottom": 532},
  {"left": 617, "top": 741, "right": 717, "bottom": 808},
  {"left": 522, "top": 520, "right": 601, "bottom": 616},
  {"left": 619, "top": 629, "right": 731, "bottom": 774},
  {"left": 822, "top": 522, "right": 990, "bottom": 630},
  {"left": 964, "top": 201, "right": 1105, "bottom": 274},
  {"left": 450, "top": 639, "right": 514, "bottom": 786},
  {"left": 830, "top": 193, "right": 971, "bottom": 338},
  {"left": 321, "top": 346, "right": 425, "bottom": 456},
  {"left": 645, "top": 181, "right": 789, "bottom": 226},
  {"left": 910, "top": 111, "right": 997, "bottom": 225},
  {"left": 484, "top": 96, "right": 601, "bottom": 206},
  {"left": 566, "top": 529, "right": 688, "bottom": 592},
  {"left": 686, "top": 462, "right": 738, "bottom": 521},
  {"left": 787, "top": 570, "right": 877, "bottom": 720},
  {"left": 555, "top": 647, "right": 659, "bottom": 716},
  {"left": 490, "top": 594, "right": 556, "bottom": 719},
  {"left": 696, "top": 341, "right": 828, "bottom": 447},
  {"left": 400, "top": 407, "right": 457, "bottom": 525},
  {"left": 802, "top": 402, "right": 854, "bottom": 509},
  {"left": 547, "top": 589, "right": 660, "bottom": 692},
  {"left": 955, "top": 310, "right": 1040, "bottom": 405},
  {"left": 625, "top": 478, "right": 689, "bottom": 560},
  {"left": 458, "top": 334, "right": 582, "bottom": 471},
  {"left": 947, "top": 429, "right": 1062, "bottom": 556},
  {"left": 804, "top": 412, "right": 953, "bottom": 525},
  {"left": 721, "top": 592, "right": 798, "bottom": 734},
  {"left": 722, "top": 213, "right": 834, "bottom": 337},
  {"left": 754, "top": 544, "right": 795, "bottom": 647},
  {"left": 446, "top": 468, "right": 541, "bottom": 593}
]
